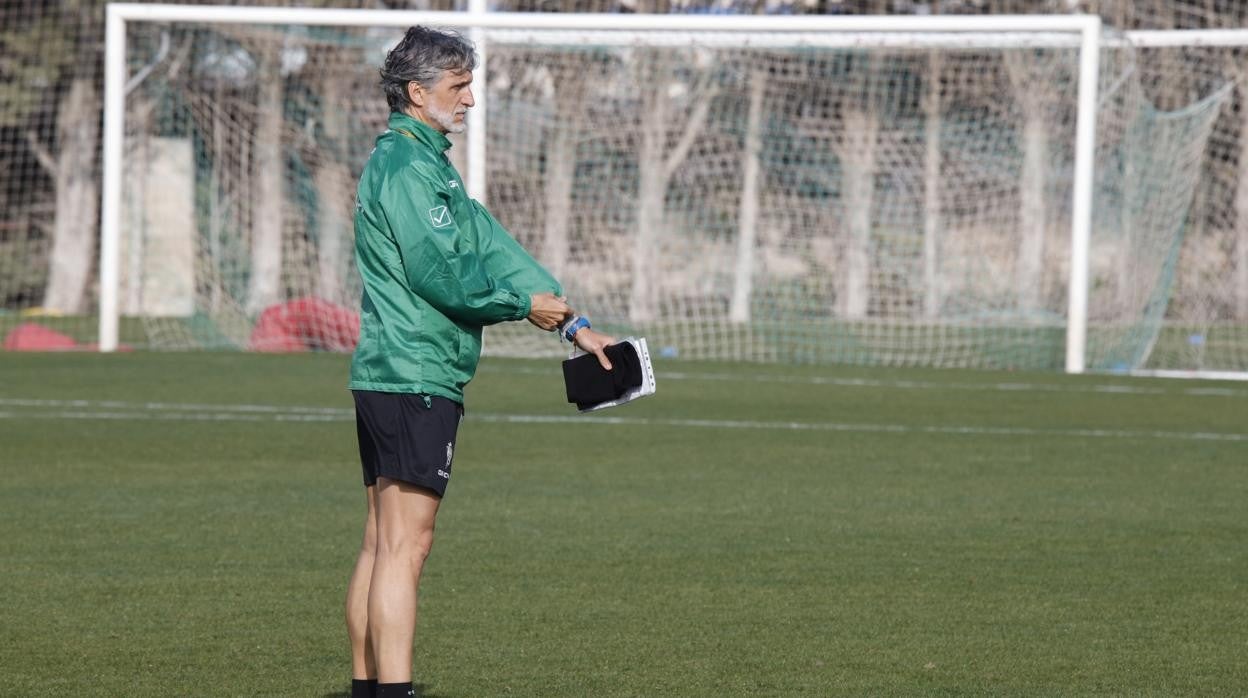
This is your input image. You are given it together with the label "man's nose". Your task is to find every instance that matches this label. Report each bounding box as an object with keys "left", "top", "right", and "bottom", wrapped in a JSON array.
[{"left": 462, "top": 88, "right": 475, "bottom": 108}]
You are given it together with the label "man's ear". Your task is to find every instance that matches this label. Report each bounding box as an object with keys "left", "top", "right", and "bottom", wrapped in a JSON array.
[{"left": 406, "top": 81, "right": 424, "bottom": 108}]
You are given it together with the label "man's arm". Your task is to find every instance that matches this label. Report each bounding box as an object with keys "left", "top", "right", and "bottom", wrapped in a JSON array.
[
  {"left": 380, "top": 167, "right": 546, "bottom": 326},
  {"left": 472, "top": 201, "right": 564, "bottom": 299},
  {"left": 470, "top": 198, "right": 615, "bottom": 362}
]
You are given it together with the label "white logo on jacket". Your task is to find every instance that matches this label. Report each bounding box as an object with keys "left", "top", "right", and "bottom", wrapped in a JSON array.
[{"left": 428, "top": 206, "right": 452, "bottom": 228}]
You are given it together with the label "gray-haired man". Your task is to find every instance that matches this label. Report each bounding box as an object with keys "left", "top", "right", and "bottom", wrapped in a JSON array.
[{"left": 343, "top": 26, "right": 614, "bottom": 698}]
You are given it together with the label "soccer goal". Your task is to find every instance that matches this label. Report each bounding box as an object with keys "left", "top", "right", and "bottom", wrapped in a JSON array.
[{"left": 98, "top": 5, "right": 1237, "bottom": 375}]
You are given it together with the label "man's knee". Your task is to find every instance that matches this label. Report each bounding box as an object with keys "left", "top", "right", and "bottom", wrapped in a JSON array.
[
  {"left": 374, "top": 478, "right": 440, "bottom": 566},
  {"left": 377, "top": 526, "right": 434, "bottom": 566}
]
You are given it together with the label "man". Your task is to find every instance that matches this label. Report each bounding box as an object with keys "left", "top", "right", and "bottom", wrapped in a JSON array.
[{"left": 344, "top": 26, "right": 614, "bottom": 698}]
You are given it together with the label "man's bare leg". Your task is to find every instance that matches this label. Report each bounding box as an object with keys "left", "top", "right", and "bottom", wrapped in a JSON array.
[
  {"left": 369, "top": 477, "right": 441, "bottom": 684},
  {"left": 346, "top": 485, "right": 379, "bottom": 681}
]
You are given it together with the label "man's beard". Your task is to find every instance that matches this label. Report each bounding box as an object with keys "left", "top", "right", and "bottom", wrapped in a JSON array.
[{"left": 428, "top": 103, "right": 466, "bottom": 134}]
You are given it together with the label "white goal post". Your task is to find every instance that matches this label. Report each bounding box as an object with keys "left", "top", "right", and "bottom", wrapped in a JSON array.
[
  {"left": 100, "top": 5, "right": 1111, "bottom": 369},
  {"left": 100, "top": 4, "right": 1105, "bottom": 371}
]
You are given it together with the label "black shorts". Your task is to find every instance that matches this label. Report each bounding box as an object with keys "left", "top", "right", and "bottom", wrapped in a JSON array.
[{"left": 353, "top": 390, "right": 464, "bottom": 497}]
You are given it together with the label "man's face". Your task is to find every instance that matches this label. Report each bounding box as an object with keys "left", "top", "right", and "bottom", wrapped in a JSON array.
[{"left": 409, "top": 69, "right": 474, "bottom": 134}]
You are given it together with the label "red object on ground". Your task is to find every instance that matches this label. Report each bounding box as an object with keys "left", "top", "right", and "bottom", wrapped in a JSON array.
[
  {"left": 3, "top": 322, "right": 79, "bottom": 351},
  {"left": 248, "top": 297, "right": 361, "bottom": 352}
]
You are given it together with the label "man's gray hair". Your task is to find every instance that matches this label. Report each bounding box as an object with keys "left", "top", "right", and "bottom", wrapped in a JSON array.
[{"left": 380, "top": 26, "right": 478, "bottom": 113}]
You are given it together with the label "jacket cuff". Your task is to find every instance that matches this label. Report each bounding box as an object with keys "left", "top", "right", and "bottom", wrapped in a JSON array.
[{"left": 513, "top": 292, "right": 531, "bottom": 322}]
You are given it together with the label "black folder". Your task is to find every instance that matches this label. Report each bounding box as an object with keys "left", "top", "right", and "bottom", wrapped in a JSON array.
[{"left": 562, "top": 341, "right": 645, "bottom": 410}]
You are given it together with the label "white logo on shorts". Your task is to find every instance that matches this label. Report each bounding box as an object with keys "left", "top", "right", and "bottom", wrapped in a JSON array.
[{"left": 445, "top": 441, "right": 454, "bottom": 468}]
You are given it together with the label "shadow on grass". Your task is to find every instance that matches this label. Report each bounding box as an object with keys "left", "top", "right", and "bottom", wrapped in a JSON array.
[{"left": 322, "top": 684, "right": 442, "bottom": 698}]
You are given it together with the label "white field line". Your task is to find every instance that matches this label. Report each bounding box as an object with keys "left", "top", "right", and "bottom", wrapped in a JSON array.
[
  {"left": 476, "top": 364, "right": 1248, "bottom": 398},
  {"left": 0, "top": 397, "right": 346, "bottom": 414},
  {"left": 1, "top": 398, "right": 1246, "bottom": 444},
  {"left": 476, "top": 413, "right": 1248, "bottom": 443}
]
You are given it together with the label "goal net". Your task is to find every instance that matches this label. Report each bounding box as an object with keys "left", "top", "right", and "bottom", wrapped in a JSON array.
[
  {"left": 97, "top": 9, "right": 1231, "bottom": 372},
  {"left": 1123, "top": 34, "right": 1248, "bottom": 377}
]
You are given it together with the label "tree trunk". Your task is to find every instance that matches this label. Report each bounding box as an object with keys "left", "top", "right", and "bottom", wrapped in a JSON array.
[
  {"left": 314, "top": 161, "right": 351, "bottom": 305},
  {"left": 542, "top": 114, "right": 576, "bottom": 280},
  {"left": 730, "top": 68, "right": 765, "bottom": 324},
  {"left": 630, "top": 77, "right": 667, "bottom": 324},
  {"left": 839, "top": 109, "right": 878, "bottom": 319},
  {"left": 315, "top": 74, "right": 350, "bottom": 305},
  {"left": 209, "top": 84, "right": 225, "bottom": 312},
  {"left": 541, "top": 58, "right": 591, "bottom": 281},
  {"left": 1017, "top": 114, "right": 1047, "bottom": 312},
  {"left": 1118, "top": 126, "right": 1139, "bottom": 316},
  {"left": 42, "top": 78, "right": 100, "bottom": 314},
  {"left": 923, "top": 50, "right": 943, "bottom": 319},
  {"left": 1237, "top": 84, "right": 1248, "bottom": 320},
  {"left": 247, "top": 56, "right": 284, "bottom": 314},
  {"left": 1003, "top": 50, "right": 1057, "bottom": 316},
  {"left": 628, "top": 52, "right": 716, "bottom": 325},
  {"left": 542, "top": 132, "right": 574, "bottom": 280}
]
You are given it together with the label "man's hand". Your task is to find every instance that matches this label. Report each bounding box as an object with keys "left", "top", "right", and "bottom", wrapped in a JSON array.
[
  {"left": 573, "top": 327, "right": 616, "bottom": 371},
  {"left": 528, "top": 293, "right": 570, "bottom": 331}
]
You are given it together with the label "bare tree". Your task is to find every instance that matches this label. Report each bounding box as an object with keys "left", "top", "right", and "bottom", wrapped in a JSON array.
[
  {"left": 922, "top": 47, "right": 943, "bottom": 319},
  {"left": 495, "top": 0, "right": 631, "bottom": 283},
  {"left": 541, "top": 59, "right": 592, "bottom": 280},
  {"left": 730, "top": 61, "right": 767, "bottom": 324},
  {"left": 1003, "top": 50, "right": 1062, "bottom": 314},
  {"left": 628, "top": 49, "right": 719, "bottom": 323},
  {"left": 246, "top": 49, "right": 285, "bottom": 314},
  {"left": 4, "top": 1, "right": 105, "bottom": 314},
  {"left": 301, "top": 1, "right": 377, "bottom": 306},
  {"left": 834, "top": 109, "right": 880, "bottom": 319},
  {"left": 311, "top": 58, "right": 355, "bottom": 306},
  {"left": 32, "top": 78, "right": 100, "bottom": 314}
]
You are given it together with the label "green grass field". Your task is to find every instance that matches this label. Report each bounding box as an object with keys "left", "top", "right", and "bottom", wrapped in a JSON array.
[{"left": 1, "top": 352, "right": 1246, "bottom": 696}]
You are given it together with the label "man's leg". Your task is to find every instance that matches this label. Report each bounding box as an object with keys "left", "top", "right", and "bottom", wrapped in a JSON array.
[
  {"left": 369, "top": 476, "right": 441, "bottom": 685},
  {"left": 346, "top": 485, "right": 379, "bottom": 690}
]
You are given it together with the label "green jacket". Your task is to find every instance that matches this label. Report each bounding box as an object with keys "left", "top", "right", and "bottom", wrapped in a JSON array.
[{"left": 349, "top": 112, "right": 561, "bottom": 402}]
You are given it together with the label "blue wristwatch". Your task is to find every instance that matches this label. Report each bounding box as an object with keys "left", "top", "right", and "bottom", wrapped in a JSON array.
[{"left": 560, "top": 315, "right": 591, "bottom": 342}]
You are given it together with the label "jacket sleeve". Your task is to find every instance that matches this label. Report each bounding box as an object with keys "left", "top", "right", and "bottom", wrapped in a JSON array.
[
  {"left": 472, "top": 200, "right": 564, "bottom": 298},
  {"left": 380, "top": 165, "right": 531, "bottom": 325}
]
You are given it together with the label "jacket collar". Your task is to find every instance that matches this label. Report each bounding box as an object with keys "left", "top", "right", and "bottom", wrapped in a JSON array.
[{"left": 388, "top": 111, "right": 452, "bottom": 153}]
